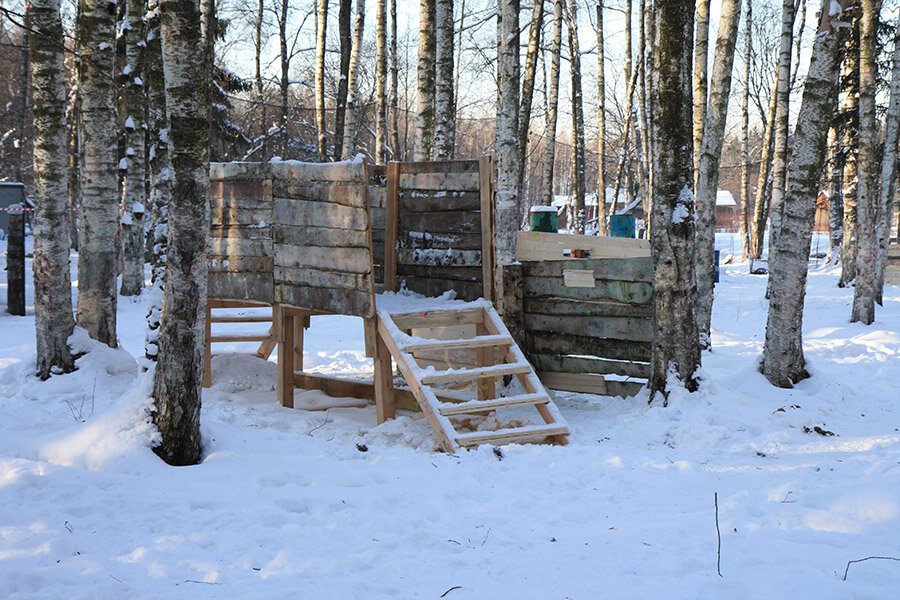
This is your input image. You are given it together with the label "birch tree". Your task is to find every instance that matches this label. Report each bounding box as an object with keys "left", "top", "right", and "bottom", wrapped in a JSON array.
[
  {"left": 761, "top": 0, "right": 853, "bottom": 388},
  {"left": 342, "top": 0, "right": 366, "bottom": 159},
  {"left": 153, "top": 0, "right": 211, "bottom": 466},
  {"left": 333, "top": 0, "right": 352, "bottom": 160},
  {"left": 750, "top": 85, "right": 777, "bottom": 258},
  {"left": 649, "top": 0, "right": 700, "bottom": 398},
  {"left": 415, "top": 0, "right": 435, "bottom": 160},
  {"left": 875, "top": 16, "right": 900, "bottom": 299},
  {"left": 850, "top": 0, "right": 883, "bottom": 324},
  {"left": 389, "top": 0, "right": 400, "bottom": 158},
  {"left": 693, "top": 0, "right": 710, "bottom": 184},
  {"left": 838, "top": 23, "right": 859, "bottom": 287},
  {"left": 314, "top": 0, "right": 328, "bottom": 159},
  {"left": 517, "top": 0, "right": 544, "bottom": 186},
  {"left": 565, "top": 0, "right": 586, "bottom": 234},
  {"left": 596, "top": 0, "right": 608, "bottom": 235},
  {"left": 542, "top": 0, "right": 563, "bottom": 206},
  {"left": 495, "top": 0, "right": 519, "bottom": 304},
  {"left": 28, "top": 0, "right": 75, "bottom": 378},
  {"left": 433, "top": 0, "right": 455, "bottom": 159},
  {"left": 76, "top": 0, "right": 119, "bottom": 347},
  {"left": 120, "top": 0, "right": 146, "bottom": 297},
  {"left": 373, "top": 0, "right": 386, "bottom": 162},
  {"left": 695, "top": 0, "right": 742, "bottom": 347},
  {"left": 739, "top": 0, "right": 752, "bottom": 261}
]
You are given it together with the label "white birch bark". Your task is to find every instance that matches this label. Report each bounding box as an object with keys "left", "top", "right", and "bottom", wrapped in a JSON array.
[
  {"left": 649, "top": 0, "right": 700, "bottom": 398},
  {"left": 695, "top": 0, "right": 742, "bottom": 347},
  {"left": 315, "top": 0, "right": 329, "bottom": 160},
  {"left": 850, "top": 0, "right": 883, "bottom": 324},
  {"left": 693, "top": 0, "right": 710, "bottom": 186},
  {"left": 342, "top": 0, "right": 366, "bottom": 160},
  {"left": 739, "top": 0, "right": 752, "bottom": 261},
  {"left": 389, "top": 0, "right": 400, "bottom": 158},
  {"left": 433, "top": 0, "right": 455, "bottom": 160},
  {"left": 826, "top": 123, "right": 844, "bottom": 263},
  {"left": 415, "top": 0, "right": 436, "bottom": 160},
  {"left": 839, "top": 23, "right": 859, "bottom": 287},
  {"left": 596, "top": 0, "right": 608, "bottom": 236},
  {"left": 28, "top": 0, "right": 75, "bottom": 378},
  {"left": 874, "top": 15, "right": 900, "bottom": 299},
  {"left": 542, "top": 0, "right": 563, "bottom": 206},
  {"left": 516, "top": 0, "right": 544, "bottom": 185},
  {"left": 751, "top": 84, "right": 777, "bottom": 258},
  {"left": 153, "top": 0, "right": 210, "bottom": 465},
  {"left": 767, "top": 0, "right": 796, "bottom": 256},
  {"left": 372, "top": 0, "right": 385, "bottom": 162},
  {"left": 762, "top": 0, "right": 853, "bottom": 388},
  {"left": 76, "top": 0, "right": 119, "bottom": 347},
  {"left": 565, "top": 0, "right": 586, "bottom": 234}
]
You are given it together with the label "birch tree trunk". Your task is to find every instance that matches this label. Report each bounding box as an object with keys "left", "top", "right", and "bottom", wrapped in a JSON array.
[
  {"left": 415, "top": 0, "right": 436, "bottom": 160},
  {"left": 373, "top": 0, "right": 386, "bottom": 162},
  {"left": 342, "top": 0, "right": 366, "bottom": 160},
  {"left": 333, "top": 0, "right": 352, "bottom": 160},
  {"left": 76, "top": 0, "right": 119, "bottom": 348},
  {"left": 761, "top": 0, "right": 852, "bottom": 388},
  {"left": 495, "top": 0, "right": 520, "bottom": 303},
  {"left": 145, "top": 0, "right": 172, "bottom": 362},
  {"left": 315, "top": 0, "right": 329, "bottom": 160},
  {"left": 153, "top": 0, "right": 210, "bottom": 466},
  {"left": 636, "top": 0, "right": 651, "bottom": 233},
  {"left": 850, "top": 0, "right": 883, "bottom": 324},
  {"left": 389, "top": 0, "right": 400, "bottom": 158},
  {"left": 517, "top": 0, "right": 544, "bottom": 186},
  {"left": 839, "top": 22, "right": 859, "bottom": 287},
  {"left": 542, "top": 0, "right": 563, "bottom": 206},
  {"left": 826, "top": 124, "right": 844, "bottom": 263},
  {"left": 750, "top": 84, "right": 777, "bottom": 258},
  {"left": 29, "top": 0, "right": 76, "bottom": 379},
  {"left": 767, "top": 0, "right": 796, "bottom": 257},
  {"left": 695, "top": 0, "right": 742, "bottom": 347},
  {"left": 739, "top": 0, "right": 752, "bottom": 261},
  {"left": 255, "top": 0, "right": 267, "bottom": 159},
  {"left": 432, "top": 0, "right": 455, "bottom": 160},
  {"left": 596, "top": 1, "right": 608, "bottom": 236},
  {"left": 874, "top": 15, "right": 900, "bottom": 299},
  {"left": 565, "top": 0, "right": 586, "bottom": 234},
  {"left": 693, "top": 0, "right": 710, "bottom": 185},
  {"left": 120, "top": 0, "right": 146, "bottom": 297},
  {"left": 278, "top": 0, "right": 289, "bottom": 155},
  {"left": 649, "top": 0, "right": 700, "bottom": 398}
]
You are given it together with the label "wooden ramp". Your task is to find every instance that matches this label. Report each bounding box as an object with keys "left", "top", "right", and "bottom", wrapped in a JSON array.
[{"left": 374, "top": 301, "right": 569, "bottom": 453}]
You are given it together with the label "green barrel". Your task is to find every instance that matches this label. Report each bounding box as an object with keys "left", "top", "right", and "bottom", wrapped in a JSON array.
[{"left": 529, "top": 206, "right": 558, "bottom": 232}]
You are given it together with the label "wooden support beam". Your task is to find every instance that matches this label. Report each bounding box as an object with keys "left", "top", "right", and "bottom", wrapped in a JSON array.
[
  {"left": 374, "top": 317, "right": 396, "bottom": 423},
  {"left": 203, "top": 302, "right": 212, "bottom": 388},
  {"left": 278, "top": 311, "right": 295, "bottom": 408}
]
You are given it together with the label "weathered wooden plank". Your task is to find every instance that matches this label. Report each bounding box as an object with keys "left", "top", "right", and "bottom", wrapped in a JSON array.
[
  {"left": 398, "top": 277, "right": 485, "bottom": 301},
  {"left": 269, "top": 158, "right": 368, "bottom": 182},
  {"left": 273, "top": 198, "right": 368, "bottom": 230},
  {"left": 271, "top": 181, "right": 367, "bottom": 208},
  {"left": 275, "top": 266, "right": 370, "bottom": 290},
  {"left": 210, "top": 204, "right": 272, "bottom": 229},
  {"left": 210, "top": 225, "right": 272, "bottom": 241},
  {"left": 208, "top": 256, "right": 274, "bottom": 272},
  {"left": 524, "top": 276, "right": 653, "bottom": 304},
  {"left": 563, "top": 269, "right": 596, "bottom": 288},
  {"left": 273, "top": 224, "right": 368, "bottom": 248},
  {"left": 527, "top": 331, "right": 652, "bottom": 362},
  {"left": 516, "top": 231, "right": 651, "bottom": 261},
  {"left": 529, "top": 352, "right": 650, "bottom": 379},
  {"left": 209, "top": 161, "right": 268, "bottom": 181},
  {"left": 397, "top": 248, "right": 482, "bottom": 268},
  {"left": 273, "top": 243, "right": 372, "bottom": 274},
  {"left": 276, "top": 284, "right": 373, "bottom": 318},
  {"left": 397, "top": 159, "right": 479, "bottom": 174},
  {"left": 524, "top": 297, "right": 653, "bottom": 319},
  {"left": 209, "top": 237, "right": 272, "bottom": 257},
  {"left": 523, "top": 257, "right": 654, "bottom": 283},
  {"left": 371, "top": 207, "right": 386, "bottom": 230},
  {"left": 399, "top": 189, "right": 482, "bottom": 212},
  {"left": 398, "top": 265, "right": 482, "bottom": 285},
  {"left": 537, "top": 371, "right": 607, "bottom": 395},
  {"left": 399, "top": 210, "right": 482, "bottom": 236},
  {"left": 523, "top": 313, "right": 653, "bottom": 342},
  {"left": 399, "top": 230, "right": 483, "bottom": 251},
  {"left": 479, "top": 155, "right": 495, "bottom": 302},
  {"left": 208, "top": 272, "right": 274, "bottom": 303},
  {"left": 399, "top": 171, "right": 481, "bottom": 192}
]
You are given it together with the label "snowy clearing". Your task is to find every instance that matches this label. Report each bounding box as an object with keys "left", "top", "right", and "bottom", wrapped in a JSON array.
[{"left": 1, "top": 235, "right": 899, "bottom": 598}]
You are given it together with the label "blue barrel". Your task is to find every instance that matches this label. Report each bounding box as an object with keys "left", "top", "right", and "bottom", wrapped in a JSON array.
[{"left": 609, "top": 214, "right": 636, "bottom": 238}]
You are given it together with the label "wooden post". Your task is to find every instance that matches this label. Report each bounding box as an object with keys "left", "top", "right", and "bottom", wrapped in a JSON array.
[
  {"left": 292, "top": 310, "right": 304, "bottom": 371},
  {"left": 202, "top": 302, "right": 212, "bottom": 387},
  {"left": 479, "top": 155, "right": 495, "bottom": 302},
  {"left": 6, "top": 210, "right": 25, "bottom": 316},
  {"left": 278, "top": 309, "right": 295, "bottom": 408},
  {"left": 373, "top": 317, "right": 396, "bottom": 422},
  {"left": 383, "top": 161, "right": 400, "bottom": 291}
]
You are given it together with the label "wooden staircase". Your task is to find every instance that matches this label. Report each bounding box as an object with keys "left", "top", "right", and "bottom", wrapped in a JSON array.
[
  {"left": 374, "top": 302, "right": 569, "bottom": 452},
  {"left": 203, "top": 300, "right": 277, "bottom": 387}
]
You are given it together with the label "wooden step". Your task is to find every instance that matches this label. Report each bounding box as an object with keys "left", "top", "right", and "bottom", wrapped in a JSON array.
[
  {"left": 210, "top": 315, "right": 273, "bottom": 323},
  {"left": 210, "top": 334, "right": 272, "bottom": 343},
  {"left": 401, "top": 334, "right": 513, "bottom": 353},
  {"left": 419, "top": 362, "right": 532, "bottom": 385},
  {"left": 438, "top": 393, "right": 550, "bottom": 416},
  {"left": 389, "top": 307, "right": 486, "bottom": 330},
  {"left": 455, "top": 424, "right": 570, "bottom": 447}
]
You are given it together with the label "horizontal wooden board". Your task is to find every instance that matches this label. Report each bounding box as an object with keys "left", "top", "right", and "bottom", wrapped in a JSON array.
[
  {"left": 271, "top": 181, "right": 367, "bottom": 208},
  {"left": 273, "top": 224, "right": 368, "bottom": 249},
  {"left": 273, "top": 243, "right": 372, "bottom": 274},
  {"left": 397, "top": 248, "right": 482, "bottom": 268},
  {"left": 275, "top": 266, "right": 370, "bottom": 290},
  {"left": 209, "top": 162, "right": 268, "bottom": 181},
  {"left": 210, "top": 202, "right": 272, "bottom": 228},
  {"left": 269, "top": 159, "right": 368, "bottom": 182},
  {"left": 886, "top": 245, "right": 900, "bottom": 258},
  {"left": 399, "top": 190, "right": 481, "bottom": 212},
  {"left": 274, "top": 198, "right": 368, "bottom": 230},
  {"left": 210, "top": 225, "right": 272, "bottom": 241},
  {"left": 398, "top": 230, "right": 483, "bottom": 251},
  {"left": 524, "top": 297, "right": 653, "bottom": 319},
  {"left": 276, "top": 283, "right": 373, "bottom": 318},
  {"left": 527, "top": 331, "right": 651, "bottom": 362},
  {"left": 399, "top": 171, "right": 480, "bottom": 192},
  {"left": 523, "top": 257, "right": 654, "bottom": 283},
  {"left": 398, "top": 276, "right": 485, "bottom": 302},
  {"left": 524, "top": 313, "right": 653, "bottom": 342},
  {"left": 209, "top": 237, "right": 272, "bottom": 258},
  {"left": 208, "top": 255, "right": 274, "bottom": 273},
  {"left": 537, "top": 371, "right": 607, "bottom": 395},
  {"left": 524, "top": 276, "right": 653, "bottom": 305},
  {"left": 396, "top": 160, "right": 479, "bottom": 174},
  {"left": 563, "top": 269, "right": 595, "bottom": 288},
  {"left": 529, "top": 352, "right": 650, "bottom": 379},
  {"left": 517, "top": 231, "right": 651, "bottom": 261},
  {"left": 209, "top": 272, "right": 274, "bottom": 304},
  {"left": 399, "top": 210, "right": 482, "bottom": 236},
  {"left": 397, "top": 265, "right": 483, "bottom": 283}
]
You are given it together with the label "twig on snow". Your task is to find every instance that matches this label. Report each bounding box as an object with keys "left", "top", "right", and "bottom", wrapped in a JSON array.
[
  {"left": 843, "top": 556, "right": 900, "bottom": 581},
  {"left": 440, "top": 585, "right": 462, "bottom": 597},
  {"left": 715, "top": 492, "right": 723, "bottom": 577}
]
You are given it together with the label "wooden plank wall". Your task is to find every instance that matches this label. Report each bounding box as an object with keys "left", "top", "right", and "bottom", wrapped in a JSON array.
[
  {"left": 384, "top": 158, "right": 494, "bottom": 301},
  {"left": 208, "top": 162, "right": 274, "bottom": 303},
  {"left": 270, "top": 160, "right": 375, "bottom": 318},
  {"left": 521, "top": 254, "right": 653, "bottom": 398},
  {"left": 369, "top": 165, "right": 387, "bottom": 286}
]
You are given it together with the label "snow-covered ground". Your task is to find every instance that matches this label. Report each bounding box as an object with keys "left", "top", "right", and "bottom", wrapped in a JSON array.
[{"left": 1, "top": 235, "right": 899, "bottom": 599}]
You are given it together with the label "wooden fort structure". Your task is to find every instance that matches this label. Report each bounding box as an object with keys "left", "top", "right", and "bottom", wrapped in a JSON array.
[{"left": 204, "top": 158, "right": 653, "bottom": 451}]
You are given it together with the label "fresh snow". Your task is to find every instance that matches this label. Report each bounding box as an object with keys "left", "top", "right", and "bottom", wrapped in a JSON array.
[{"left": 0, "top": 234, "right": 899, "bottom": 598}]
